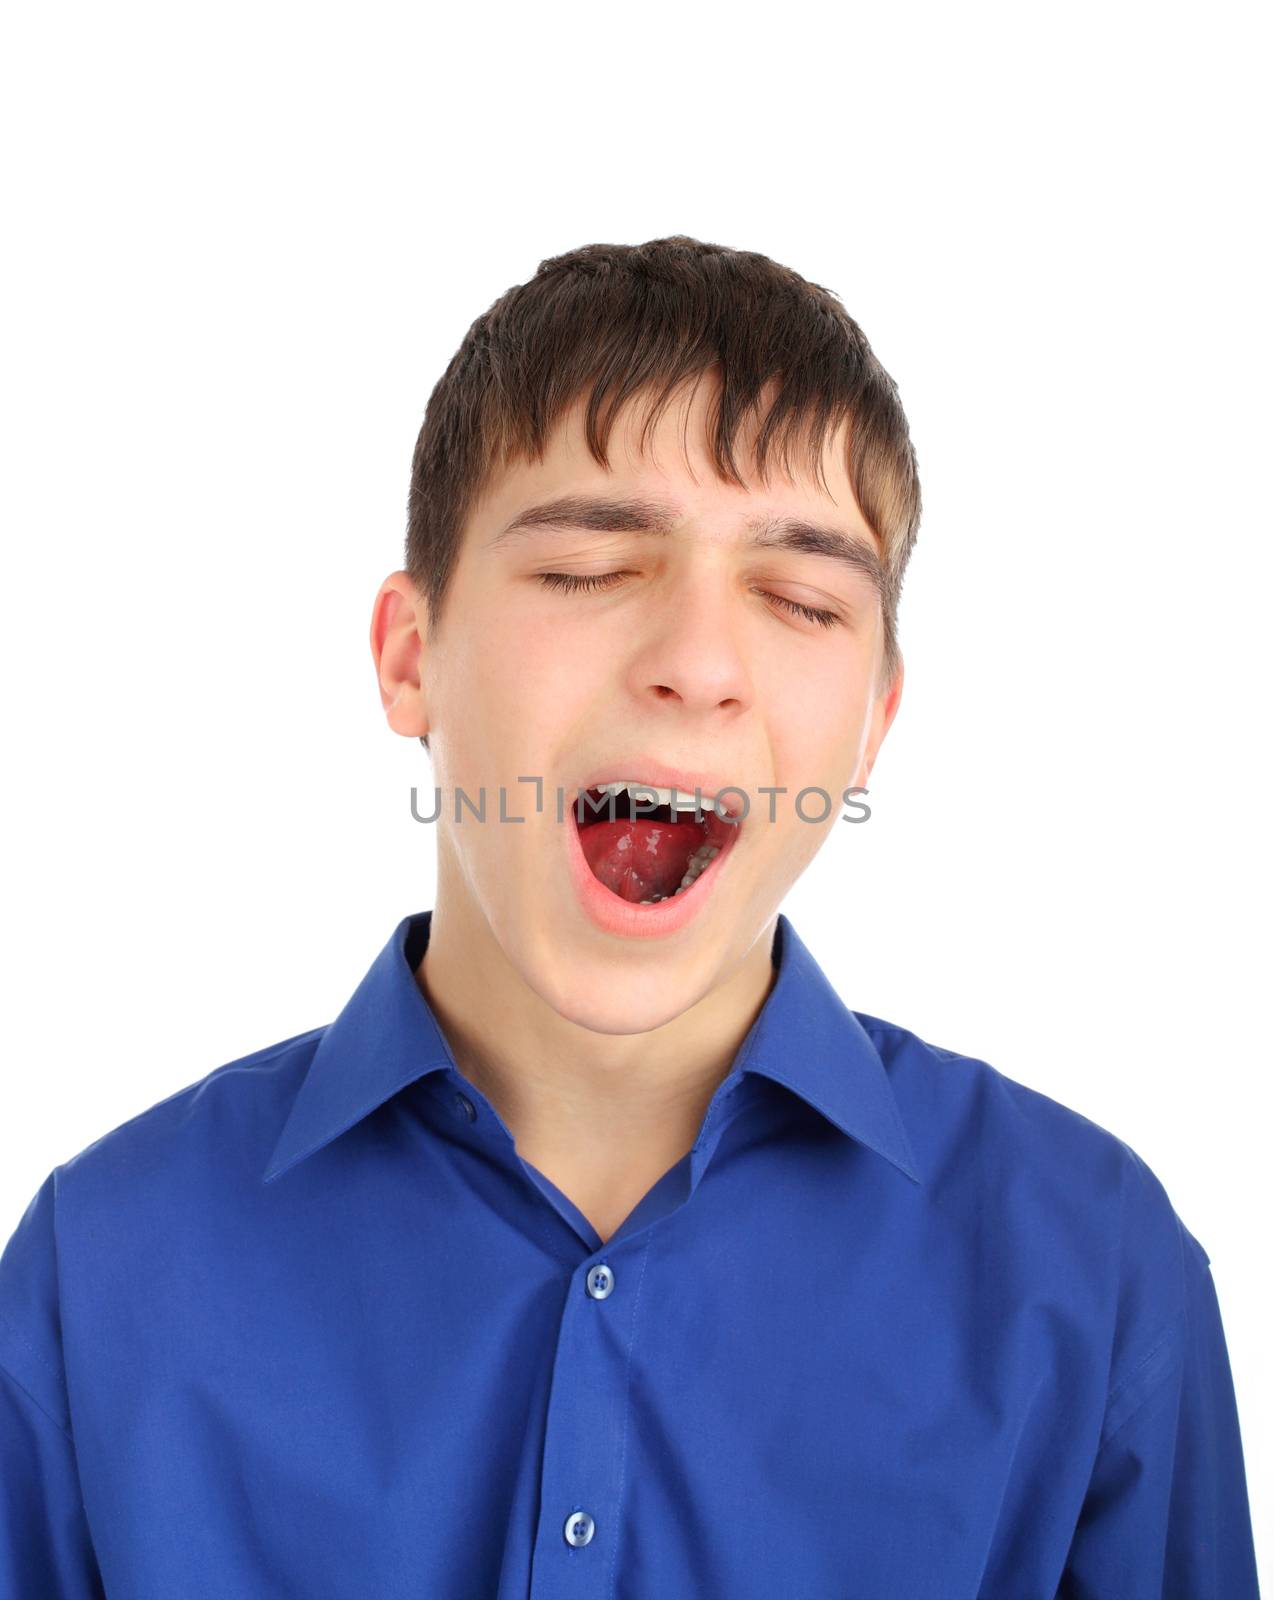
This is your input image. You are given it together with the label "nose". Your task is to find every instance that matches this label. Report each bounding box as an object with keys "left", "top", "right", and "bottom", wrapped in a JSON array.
[{"left": 622, "top": 562, "right": 754, "bottom": 720}]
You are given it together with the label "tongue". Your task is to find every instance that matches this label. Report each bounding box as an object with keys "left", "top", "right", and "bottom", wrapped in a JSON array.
[{"left": 578, "top": 818, "right": 701, "bottom": 903}]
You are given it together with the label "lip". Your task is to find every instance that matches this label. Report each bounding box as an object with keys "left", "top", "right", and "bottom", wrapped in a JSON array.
[{"left": 563, "top": 761, "right": 746, "bottom": 940}]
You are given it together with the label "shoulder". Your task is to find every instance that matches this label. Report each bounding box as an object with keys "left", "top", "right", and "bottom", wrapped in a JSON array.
[
  {"left": 0, "top": 1025, "right": 326, "bottom": 1420},
  {"left": 855, "top": 1007, "right": 1142, "bottom": 1187},
  {"left": 858, "top": 1007, "right": 1198, "bottom": 1251},
  {"left": 56, "top": 1025, "right": 326, "bottom": 1186},
  {"left": 855, "top": 1010, "right": 1204, "bottom": 1413}
]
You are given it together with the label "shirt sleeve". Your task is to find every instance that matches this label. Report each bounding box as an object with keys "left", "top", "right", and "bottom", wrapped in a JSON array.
[
  {"left": 1058, "top": 1153, "right": 1261, "bottom": 1599},
  {"left": 0, "top": 1170, "right": 105, "bottom": 1599}
]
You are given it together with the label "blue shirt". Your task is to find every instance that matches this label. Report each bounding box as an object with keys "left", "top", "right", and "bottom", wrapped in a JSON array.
[{"left": 0, "top": 909, "right": 1259, "bottom": 1598}]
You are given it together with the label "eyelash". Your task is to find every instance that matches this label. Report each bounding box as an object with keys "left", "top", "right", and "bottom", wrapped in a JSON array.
[{"left": 535, "top": 571, "right": 843, "bottom": 629}]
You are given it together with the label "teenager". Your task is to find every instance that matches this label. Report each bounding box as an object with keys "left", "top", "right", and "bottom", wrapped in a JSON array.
[{"left": 0, "top": 236, "right": 1259, "bottom": 1596}]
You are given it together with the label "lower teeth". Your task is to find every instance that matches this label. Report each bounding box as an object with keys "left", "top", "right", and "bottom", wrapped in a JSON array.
[{"left": 636, "top": 843, "right": 720, "bottom": 905}]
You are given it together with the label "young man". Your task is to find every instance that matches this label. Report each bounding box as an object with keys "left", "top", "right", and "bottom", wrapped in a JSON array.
[{"left": 0, "top": 236, "right": 1259, "bottom": 1596}]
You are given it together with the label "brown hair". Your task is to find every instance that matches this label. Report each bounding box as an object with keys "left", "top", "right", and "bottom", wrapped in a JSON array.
[{"left": 406, "top": 235, "right": 921, "bottom": 748}]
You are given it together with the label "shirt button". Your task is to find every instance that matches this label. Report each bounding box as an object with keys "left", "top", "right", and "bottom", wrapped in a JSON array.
[
  {"left": 586, "top": 1263, "right": 615, "bottom": 1299},
  {"left": 454, "top": 1092, "right": 476, "bottom": 1122},
  {"left": 563, "top": 1510, "right": 596, "bottom": 1547}
]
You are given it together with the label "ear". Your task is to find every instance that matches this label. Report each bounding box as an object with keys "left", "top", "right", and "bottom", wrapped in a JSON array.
[
  {"left": 370, "top": 571, "right": 431, "bottom": 741},
  {"left": 857, "top": 653, "right": 904, "bottom": 786}
]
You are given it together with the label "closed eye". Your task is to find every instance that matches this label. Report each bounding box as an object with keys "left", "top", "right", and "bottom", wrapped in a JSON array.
[
  {"left": 762, "top": 592, "right": 843, "bottom": 629},
  {"left": 535, "top": 571, "right": 843, "bottom": 629},
  {"left": 537, "top": 571, "right": 630, "bottom": 597}
]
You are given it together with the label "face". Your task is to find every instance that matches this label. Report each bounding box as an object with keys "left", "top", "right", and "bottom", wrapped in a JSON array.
[{"left": 373, "top": 373, "right": 902, "bottom": 1034}]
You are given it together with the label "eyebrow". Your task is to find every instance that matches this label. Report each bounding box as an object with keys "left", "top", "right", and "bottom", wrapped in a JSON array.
[{"left": 487, "top": 493, "right": 884, "bottom": 596}]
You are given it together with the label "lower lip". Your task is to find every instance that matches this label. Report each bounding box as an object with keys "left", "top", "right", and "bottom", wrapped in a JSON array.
[{"left": 563, "top": 807, "right": 741, "bottom": 940}]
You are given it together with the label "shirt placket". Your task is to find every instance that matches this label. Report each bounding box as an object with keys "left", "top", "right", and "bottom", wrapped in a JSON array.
[
  {"left": 526, "top": 1233, "right": 652, "bottom": 1597},
  {"left": 425, "top": 1066, "right": 764, "bottom": 1598}
]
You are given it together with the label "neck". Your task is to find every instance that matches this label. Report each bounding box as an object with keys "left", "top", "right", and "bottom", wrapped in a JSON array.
[{"left": 415, "top": 878, "right": 778, "bottom": 1235}]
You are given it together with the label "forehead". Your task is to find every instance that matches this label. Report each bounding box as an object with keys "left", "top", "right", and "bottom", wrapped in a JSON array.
[{"left": 472, "top": 374, "right": 874, "bottom": 549}]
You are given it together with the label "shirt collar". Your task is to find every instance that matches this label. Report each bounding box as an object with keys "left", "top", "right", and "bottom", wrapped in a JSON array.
[{"left": 262, "top": 909, "right": 923, "bottom": 1187}]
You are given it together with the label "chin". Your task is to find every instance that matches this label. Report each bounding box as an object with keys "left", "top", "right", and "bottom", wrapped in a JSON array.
[{"left": 531, "top": 942, "right": 725, "bottom": 1037}]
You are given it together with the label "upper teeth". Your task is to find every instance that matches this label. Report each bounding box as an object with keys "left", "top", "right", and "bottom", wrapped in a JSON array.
[{"left": 595, "top": 779, "right": 727, "bottom": 816}]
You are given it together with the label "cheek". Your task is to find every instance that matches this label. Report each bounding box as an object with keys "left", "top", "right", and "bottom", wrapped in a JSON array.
[
  {"left": 438, "top": 611, "right": 592, "bottom": 767},
  {"left": 770, "top": 674, "right": 871, "bottom": 778}
]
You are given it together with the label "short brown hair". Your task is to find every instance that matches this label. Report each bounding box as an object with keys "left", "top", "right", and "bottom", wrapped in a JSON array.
[{"left": 406, "top": 235, "right": 921, "bottom": 747}]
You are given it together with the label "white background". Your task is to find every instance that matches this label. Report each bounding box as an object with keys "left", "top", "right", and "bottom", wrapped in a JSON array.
[{"left": 2, "top": 0, "right": 1269, "bottom": 1576}]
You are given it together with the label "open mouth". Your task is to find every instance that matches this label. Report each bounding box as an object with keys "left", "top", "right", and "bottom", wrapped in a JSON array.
[{"left": 572, "top": 781, "right": 743, "bottom": 906}]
